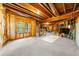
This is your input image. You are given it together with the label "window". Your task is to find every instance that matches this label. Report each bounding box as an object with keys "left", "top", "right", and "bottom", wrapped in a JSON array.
[
  {"left": 17, "top": 22, "right": 25, "bottom": 33},
  {"left": 25, "top": 24, "right": 28, "bottom": 32},
  {"left": 17, "top": 22, "right": 31, "bottom": 33},
  {"left": 28, "top": 23, "right": 31, "bottom": 32},
  {"left": 25, "top": 23, "right": 31, "bottom": 32}
]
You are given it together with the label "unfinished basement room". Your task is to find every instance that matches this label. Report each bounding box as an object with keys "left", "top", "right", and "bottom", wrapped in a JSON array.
[{"left": 0, "top": 3, "right": 79, "bottom": 56}]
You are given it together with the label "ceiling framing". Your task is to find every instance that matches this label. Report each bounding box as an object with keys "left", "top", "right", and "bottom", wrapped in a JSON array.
[{"left": 3, "top": 3, "right": 79, "bottom": 23}]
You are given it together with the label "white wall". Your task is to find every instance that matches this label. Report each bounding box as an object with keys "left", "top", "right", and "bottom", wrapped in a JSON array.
[{"left": 76, "top": 17, "right": 79, "bottom": 47}]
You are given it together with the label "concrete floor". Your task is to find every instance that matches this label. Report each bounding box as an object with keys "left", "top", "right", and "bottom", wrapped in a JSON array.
[{"left": 0, "top": 33, "right": 79, "bottom": 56}]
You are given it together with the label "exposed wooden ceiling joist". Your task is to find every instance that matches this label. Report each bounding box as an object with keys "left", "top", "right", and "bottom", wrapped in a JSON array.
[
  {"left": 3, "top": 4, "right": 44, "bottom": 20},
  {"left": 17, "top": 3, "right": 49, "bottom": 19},
  {"left": 6, "top": 7, "right": 41, "bottom": 22},
  {"left": 42, "top": 10, "right": 79, "bottom": 22},
  {"left": 40, "top": 3, "right": 54, "bottom": 16},
  {"left": 48, "top": 3, "right": 60, "bottom": 16},
  {"left": 65, "top": 3, "right": 74, "bottom": 13},
  {"left": 63, "top": 3, "right": 66, "bottom": 13},
  {"left": 73, "top": 3, "right": 76, "bottom": 11},
  {"left": 54, "top": 3, "right": 65, "bottom": 15},
  {"left": 29, "top": 3, "right": 52, "bottom": 17},
  {"left": 14, "top": 3, "right": 47, "bottom": 19},
  {"left": 3, "top": 3, "right": 78, "bottom": 23}
]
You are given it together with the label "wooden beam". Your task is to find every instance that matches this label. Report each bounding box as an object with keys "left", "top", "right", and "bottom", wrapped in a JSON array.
[
  {"left": 48, "top": 3, "right": 59, "bottom": 16},
  {"left": 42, "top": 3, "right": 52, "bottom": 12},
  {"left": 39, "top": 3, "right": 53, "bottom": 17},
  {"left": 73, "top": 3, "right": 76, "bottom": 11},
  {"left": 40, "top": 3, "right": 54, "bottom": 16},
  {"left": 14, "top": 3, "right": 46, "bottom": 19},
  {"left": 17, "top": 3, "right": 49, "bottom": 19},
  {"left": 42, "top": 10, "right": 79, "bottom": 22},
  {"left": 29, "top": 3, "right": 52, "bottom": 17},
  {"left": 63, "top": 3, "right": 66, "bottom": 13},
  {"left": 3, "top": 4, "right": 45, "bottom": 20}
]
